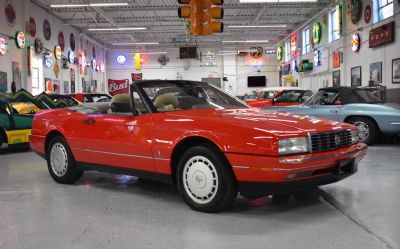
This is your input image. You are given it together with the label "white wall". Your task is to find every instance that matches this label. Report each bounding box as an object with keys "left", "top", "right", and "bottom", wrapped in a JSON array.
[
  {"left": 0, "top": 0, "right": 107, "bottom": 94},
  {"left": 106, "top": 48, "right": 279, "bottom": 96},
  {"left": 278, "top": 0, "right": 400, "bottom": 101}
]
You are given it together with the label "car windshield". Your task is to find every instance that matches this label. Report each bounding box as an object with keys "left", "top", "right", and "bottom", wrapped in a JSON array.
[
  {"left": 275, "top": 90, "right": 312, "bottom": 103},
  {"left": 139, "top": 81, "right": 247, "bottom": 112}
]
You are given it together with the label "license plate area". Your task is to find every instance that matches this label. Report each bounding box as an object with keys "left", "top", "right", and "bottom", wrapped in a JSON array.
[{"left": 336, "top": 159, "right": 357, "bottom": 176}]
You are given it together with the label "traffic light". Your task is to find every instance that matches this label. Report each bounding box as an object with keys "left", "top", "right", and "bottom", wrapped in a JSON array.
[
  {"left": 177, "top": 0, "right": 223, "bottom": 36},
  {"left": 203, "top": 0, "right": 223, "bottom": 34}
]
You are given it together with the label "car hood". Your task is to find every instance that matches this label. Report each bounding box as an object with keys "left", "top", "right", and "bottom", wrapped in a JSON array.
[{"left": 162, "top": 108, "right": 351, "bottom": 136}]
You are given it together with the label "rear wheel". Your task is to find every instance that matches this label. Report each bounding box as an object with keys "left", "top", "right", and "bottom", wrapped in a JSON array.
[
  {"left": 47, "top": 136, "right": 83, "bottom": 184},
  {"left": 347, "top": 117, "right": 379, "bottom": 145},
  {"left": 177, "top": 145, "right": 237, "bottom": 212}
]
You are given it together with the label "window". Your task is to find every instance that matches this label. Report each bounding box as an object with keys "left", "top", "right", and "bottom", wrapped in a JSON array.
[
  {"left": 284, "top": 40, "right": 290, "bottom": 62},
  {"left": 302, "top": 27, "right": 311, "bottom": 55},
  {"left": 31, "top": 57, "right": 43, "bottom": 95},
  {"left": 329, "top": 8, "right": 340, "bottom": 42},
  {"left": 373, "top": 0, "right": 393, "bottom": 23}
]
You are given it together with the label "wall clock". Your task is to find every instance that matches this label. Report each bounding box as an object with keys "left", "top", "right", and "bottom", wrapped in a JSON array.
[{"left": 43, "top": 19, "right": 51, "bottom": 41}]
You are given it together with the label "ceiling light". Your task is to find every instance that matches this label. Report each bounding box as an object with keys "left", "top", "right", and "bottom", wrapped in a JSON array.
[
  {"left": 228, "top": 25, "right": 287, "bottom": 28},
  {"left": 222, "top": 40, "right": 269, "bottom": 43},
  {"left": 239, "top": 0, "right": 317, "bottom": 2},
  {"left": 50, "top": 3, "right": 129, "bottom": 8},
  {"left": 112, "top": 42, "right": 159, "bottom": 45},
  {"left": 88, "top": 27, "right": 147, "bottom": 31},
  {"left": 218, "top": 50, "right": 239, "bottom": 53},
  {"left": 129, "top": 52, "right": 167, "bottom": 55}
]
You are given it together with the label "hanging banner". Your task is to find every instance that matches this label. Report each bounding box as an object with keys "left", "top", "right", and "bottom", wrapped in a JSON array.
[{"left": 108, "top": 79, "right": 129, "bottom": 96}]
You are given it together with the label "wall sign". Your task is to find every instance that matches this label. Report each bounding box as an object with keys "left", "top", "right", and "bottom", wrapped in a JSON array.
[
  {"left": 54, "top": 45, "right": 62, "bottom": 60},
  {"left": 290, "top": 34, "right": 298, "bottom": 57},
  {"left": 29, "top": 17, "right": 36, "bottom": 37},
  {"left": 364, "top": 5, "right": 371, "bottom": 24},
  {"left": 54, "top": 61, "right": 60, "bottom": 78},
  {"left": 108, "top": 79, "right": 129, "bottom": 96},
  {"left": 15, "top": 32, "right": 26, "bottom": 49},
  {"left": 58, "top": 32, "right": 65, "bottom": 51},
  {"left": 116, "top": 55, "right": 127, "bottom": 65},
  {"left": 67, "top": 51, "right": 75, "bottom": 64},
  {"left": 314, "top": 49, "right": 321, "bottom": 66},
  {"left": 347, "top": 0, "right": 362, "bottom": 25},
  {"left": 34, "top": 38, "right": 43, "bottom": 54},
  {"left": 351, "top": 33, "right": 361, "bottom": 52},
  {"left": 0, "top": 38, "right": 8, "bottom": 56},
  {"left": 277, "top": 46, "right": 283, "bottom": 61},
  {"left": 369, "top": 21, "right": 395, "bottom": 48},
  {"left": 5, "top": 0, "right": 16, "bottom": 26},
  {"left": 250, "top": 47, "right": 263, "bottom": 58},
  {"left": 44, "top": 53, "right": 53, "bottom": 68},
  {"left": 43, "top": 20, "right": 51, "bottom": 41},
  {"left": 70, "top": 33, "right": 75, "bottom": 51},
  {"left": 333, "top": 51, "right": 341, "bottom": 68},
  {"left": 312, "top": 22, "right": 321, "bottom": 44}
]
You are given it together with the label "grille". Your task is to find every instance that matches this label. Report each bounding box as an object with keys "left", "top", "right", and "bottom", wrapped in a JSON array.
[{"left": 310, "top": 130, "right": 352, "bottom": 153}]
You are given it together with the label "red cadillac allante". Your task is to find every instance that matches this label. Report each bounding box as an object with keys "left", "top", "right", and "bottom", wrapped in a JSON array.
[{"left": 30, "top": 80, "right": 367, "bottom": 212}]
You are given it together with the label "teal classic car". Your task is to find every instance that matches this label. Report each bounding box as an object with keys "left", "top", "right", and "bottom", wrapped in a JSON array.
[{"left": 261, "top": 87, "right": 400, "bottom": 145}]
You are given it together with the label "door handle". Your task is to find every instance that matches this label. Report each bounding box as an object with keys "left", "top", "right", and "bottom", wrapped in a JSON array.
[
  {"left": 330, "top": 109, "right": 339, "bottom": 113},
  {"left": 83, "top": 118, "right": 96, "bottom": 124}
]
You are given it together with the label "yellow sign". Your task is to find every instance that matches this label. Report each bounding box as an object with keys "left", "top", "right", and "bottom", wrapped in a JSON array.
[
  {"left": 284, "top": 75, "right": 295, "bottom": 83},
  {"left": 134, "top": 53, "right": 141, "bottom": 70}
]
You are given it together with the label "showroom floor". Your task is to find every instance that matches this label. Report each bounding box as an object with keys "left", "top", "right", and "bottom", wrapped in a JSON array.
[{"left": 0, "top": 143, "right": 399, "bottom": 249}]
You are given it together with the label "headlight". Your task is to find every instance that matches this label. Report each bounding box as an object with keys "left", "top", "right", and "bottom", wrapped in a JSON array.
[
  {"left": 279, "top": 137, "right": 309, "bottom": 155},
  {"left": 351, "top": 129, "right": 359, "bottom": 144}
]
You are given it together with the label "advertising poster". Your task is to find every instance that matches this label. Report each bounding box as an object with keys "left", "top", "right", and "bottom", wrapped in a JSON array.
[
  {"left": 0, "top": 71, "right": 7, "bottom": 92},
  {"left": 108, "top": 79, "right": 129, "bottom": 96},
  {"left": 52, "top": 79, "right": 61, "bottom": 93},
  {"left": 70, "top": 68, "right": 75, "bottom": 93},
  {"left": 131, "top": 73, "right": 143, "bottom": 81}
]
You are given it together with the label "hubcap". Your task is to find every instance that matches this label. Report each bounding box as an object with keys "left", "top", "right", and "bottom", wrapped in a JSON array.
[
  {"left": 50, "top": 143, "right": 68, "bottom": 177},
  {"left": 354, "top": 121, "right": 370, "bottom": 141},
  {"left": 183, "top": 156, "right": 218, "bottom": 205}
]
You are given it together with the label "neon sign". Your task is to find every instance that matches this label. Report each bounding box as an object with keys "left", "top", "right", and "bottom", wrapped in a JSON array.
[
  {"left": 15, "top": 31, "right": 25, "bottom": 49},
  {"left": 351, "top": 33, "right": 360, "bottom": 52}
]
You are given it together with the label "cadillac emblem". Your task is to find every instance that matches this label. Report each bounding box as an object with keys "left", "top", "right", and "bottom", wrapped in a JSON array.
[{"left": 334, "top": 134, "right": 341, "bottom": 146}]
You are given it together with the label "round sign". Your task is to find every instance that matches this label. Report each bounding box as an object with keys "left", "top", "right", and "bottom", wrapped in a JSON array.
[
  {"left": 364, "top": 5, "right": 371, "bottom": 24},
  {"left": 206, "top": 51, "right": 215, "bottom": 60},
  {"left": 54, "top": 45, "right": 62, "bottom": 59},
  {"left": 29, "top": 17, "right": 36, "bottom": 37},
  {"left": 43, "top": 19, "right": 51, "bottom": 41},
  {"left": 34, "top": 38, "right": 43, "bottom": 54},
  {"left": 44, "top": 53, "right": 53, "bottom": 68},
  {"left": 116, "top": 55, "right": 127, "bottom": 65},
  {"left": 70, "top": 33, "right": 75, "bottom": 51},
  {"left": 351, "top": 33, "right": 360, "bottom": 52},
  {"left": 67, "top": 51, "right": 75, "bottom": 64},
  {"left": 15, "top": 31, "right": 25, "bottom": 49},
  {"left": 250, "top": 47, "right": 263, "bottom": 58},
  {"left": 277, "top": 46, "right": 283, "bottom": 61},
  {"left": 312, "top": 22, "right": 321, "bottom": 44},
  {"left": 58, "top": 32, "right": 65, "bottom": 51},
  {"left": 5, "top": 0, "right": 16, "bottom": 26},
  {"left": 0, "top": 38, "right": 8, "bottom": 56}
]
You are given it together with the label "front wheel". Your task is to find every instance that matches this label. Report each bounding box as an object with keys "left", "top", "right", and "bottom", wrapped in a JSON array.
[
  {"left": 47, "top": 136, "right": 83, "bottom": 184},
  {"left": 177, "top": 145, "right": 237, "bottom": 212},
  {"left": 347, "top": 117, "right": 379, "bottom": 145}
]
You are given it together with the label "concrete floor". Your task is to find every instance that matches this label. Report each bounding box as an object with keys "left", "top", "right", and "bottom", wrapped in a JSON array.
[{"left": 0, "top": 144, "right": 399, "bottom": 249}]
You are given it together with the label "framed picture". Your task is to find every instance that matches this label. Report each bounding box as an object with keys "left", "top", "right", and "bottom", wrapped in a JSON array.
[
  {"left": 351, "top": 66, "right": 362, "bottom": 86},
  {"left": 52, "top": 80, "right": 61, "bottom": 93},
  {"left": 332, "top": 70, "right": 340, "bottom": 86},
  {"left": 392, "top": 58, "right": 400, "bottom": 83},
  {"left": 369, "top": 62, "right": 382, "bottom": 84},
  {"left": 0, "top": 71, "right": 7, "bottom": 92}
]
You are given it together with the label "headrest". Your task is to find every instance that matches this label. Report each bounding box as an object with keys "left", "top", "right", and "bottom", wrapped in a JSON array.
[
  {"left": 110, "top": 93, "right": 132, "bottom": 113},
  {"left": 154, "top": 93, "right": 179, "bottom": 109}
]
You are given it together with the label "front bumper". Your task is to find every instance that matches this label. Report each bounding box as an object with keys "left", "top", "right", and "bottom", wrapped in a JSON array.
[{"left": 225, "top": 143, "right": 367, "bottom": 196}]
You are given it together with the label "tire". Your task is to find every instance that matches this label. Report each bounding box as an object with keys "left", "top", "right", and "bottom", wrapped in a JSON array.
[
  {"left": 46, "top": 136, "right": 83, "bottom": 184},
  {"left": 347, "top": 117, "right": 379, "bottom": 145},
  {"left": 176, "top": 145, "right": 237, "bottom": 213}
]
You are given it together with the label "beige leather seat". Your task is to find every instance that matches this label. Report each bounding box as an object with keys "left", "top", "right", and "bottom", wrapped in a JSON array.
[
  {"left": 108, "top": 94, "right": 132, "bottom": 114},
  {"left": 154, "top": 93, "right": 179, "bottom": 112}
]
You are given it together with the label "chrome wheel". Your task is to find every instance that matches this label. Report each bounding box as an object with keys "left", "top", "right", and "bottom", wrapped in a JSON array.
[
  {"left": 183, "top": 156, "right": 219, "bottom": 205},
  {"left": 354, "top": 121, "right": 370, "bottom": 142},
  {"left": 50, "top": 143, "right": 68, "bottom": 177}
]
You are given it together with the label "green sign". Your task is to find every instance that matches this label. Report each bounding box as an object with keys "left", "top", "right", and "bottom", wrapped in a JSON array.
[{"left": 312, "top": 22, "right": 321, "bottom": 44}]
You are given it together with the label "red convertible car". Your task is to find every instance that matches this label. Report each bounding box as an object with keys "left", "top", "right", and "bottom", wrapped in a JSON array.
[
  {"left": 30, "top": 80, "right": 367, "bottom": 212},
  {"left": 245, "top": 88, "right": 313, "bottom": 108}
]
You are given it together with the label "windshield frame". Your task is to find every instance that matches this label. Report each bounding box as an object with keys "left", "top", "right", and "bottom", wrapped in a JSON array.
[{"left": 131, "top": 80, "right": 249, "bottom": 114}]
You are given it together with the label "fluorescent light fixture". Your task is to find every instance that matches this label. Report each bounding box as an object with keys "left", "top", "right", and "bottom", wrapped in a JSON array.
[
  {"left": 228, "top": 25, "right": 287, "bottom": 28},
  {"left": 128, "top": 52, "right": 167, "bottom": 55},
  {"left": 88, "top": 27, "right": 147, "bottom": 31},
  {"left": 217, "top": 53, "right": 239, "bottom": 55},
  {"left": 218, "top": 50, "right": 239, "bottom": 53},
  {"left": 50, "top": 3, "right": 129, "bottom": 8},
  {"left": 112, "top": 42, "right": 159, "bottom": 45},
  {"left": 239, "top": 0, "right": 317, "bottom": 2},
  {"left": 222, "top": 40, "right": 269, "bottom": 43}
]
